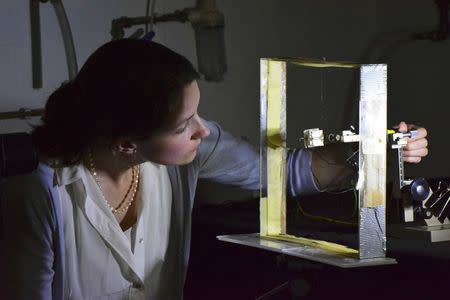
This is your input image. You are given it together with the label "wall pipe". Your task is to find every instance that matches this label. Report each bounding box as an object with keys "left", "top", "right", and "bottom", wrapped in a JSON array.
[
  {"left": 50, "top": 0, "right": 78, "bottom": 80},
  {"left": 29, "top": 0, "right": 78, "bottom": 90},
  {"left": 0, "top": 108, "right": 45, "bottom": 121},
  {"left": 4, "top": 0, "right": 79, "bottom": 121},
  {"left": 30, "top": 0, "right": 43, "bottom": 89}
]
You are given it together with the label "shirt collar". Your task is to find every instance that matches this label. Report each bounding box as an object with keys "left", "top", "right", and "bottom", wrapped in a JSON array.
[{"left": 54, "top": 164, "right": 85, "bottom": 186}]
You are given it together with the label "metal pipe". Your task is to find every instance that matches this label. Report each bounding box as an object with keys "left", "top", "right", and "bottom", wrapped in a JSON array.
[
  {"left": 30, "top": 0, "right": 43, "bottom": 89},
  {"left": 128, "top": 28, "right": 145, "bottom": 39},
  {"left": 111, "top": 10, "right": 189, "bottom": 40},
  {"left": 0, "top": 108, "right": 44, "bottom": 121},
  {"left": 50, "top": 0, "right": 78, "bottom": 79}
]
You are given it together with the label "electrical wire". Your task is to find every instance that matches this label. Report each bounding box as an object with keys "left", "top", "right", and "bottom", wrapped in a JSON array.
[
  {"left": 145, "top": 0, "right": 157, "bottom": 34},
  {"left": 351, "top": 188, "right": 358, "bottom": 218},
  {"left": 300, "top": 156, "right": 359, "bottom": 225},
  {"left": 145, "top": 0, "right": 151, "bottom": 34},
  {"left": 327, "top": 187, "right": 356, "bottom": 194},
  {"left": 345, "top": 149, "right": 359, "bottom": 167},
  {"left": 312, "top": 161, "right": 356, "bottom": 194},
  {"left": 314, "top": 150, "right": 340, "bottom": 166},
  {"left": 313, "top": 148, "right": 359, "bottom": 168},
  {"left": 312, "top": 145, "right": 359, "bottom": 193},
  {"left": 295, "top": 198, "right": 357, "bottom": 227},
  {"left": 320, "top": 57, "right": 327, "bottom": 122},
  {"left": 149, "top": 0, "right": 157, "bottom": 33}
]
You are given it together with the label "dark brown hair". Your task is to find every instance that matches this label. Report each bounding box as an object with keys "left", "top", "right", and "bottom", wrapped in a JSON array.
[{"left": 32, "top": 39, "right": 199, "bottom": 165}]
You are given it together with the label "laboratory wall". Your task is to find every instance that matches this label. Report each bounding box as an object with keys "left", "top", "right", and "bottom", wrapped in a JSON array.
[{"left": 0, "top": 0, "right": 448, "bottom": 178}]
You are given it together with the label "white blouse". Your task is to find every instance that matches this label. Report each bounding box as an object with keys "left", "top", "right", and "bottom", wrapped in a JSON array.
[{"left": 57, "top": 162, "right": 175, "bottom": 299}]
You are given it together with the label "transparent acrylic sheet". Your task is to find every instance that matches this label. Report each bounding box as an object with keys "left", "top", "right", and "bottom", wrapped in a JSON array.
[{"left": 217, "top": 233, "right": 396, "bottom": 268}]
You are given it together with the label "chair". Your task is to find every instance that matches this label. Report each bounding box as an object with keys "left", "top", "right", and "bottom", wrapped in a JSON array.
[{"left": 0, "top": 132, "right": 38, "bottom": 241}]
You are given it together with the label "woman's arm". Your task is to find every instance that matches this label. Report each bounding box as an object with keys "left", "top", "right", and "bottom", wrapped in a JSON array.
[
  {"left": 197, "top": 121, "right": 319, "bottom": 196},
  {"left": 1, "top": 170, "right": 57, "bottom": 299},
  {"left": 197, "top": 121, "right": 260, "bottom": 190},
  {"left": 196, "top": 120, "right": 428, "bottom": 199}
]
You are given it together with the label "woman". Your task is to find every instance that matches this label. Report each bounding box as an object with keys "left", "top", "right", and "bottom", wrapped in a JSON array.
[{"left": 1, "top": 39, "right": 428, "bottom": 299}]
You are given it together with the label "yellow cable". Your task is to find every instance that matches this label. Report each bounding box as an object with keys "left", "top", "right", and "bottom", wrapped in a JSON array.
[
  {"left": 296, "top": 200, "right": 357, "bottom": 227},
  {"left": 262, "top": 234, "right": 358, "bottom": 257}
]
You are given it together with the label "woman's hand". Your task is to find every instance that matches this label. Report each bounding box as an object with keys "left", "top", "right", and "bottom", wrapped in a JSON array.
[{"left": 396, "top": 121, "right": 428, "bottom": 163}]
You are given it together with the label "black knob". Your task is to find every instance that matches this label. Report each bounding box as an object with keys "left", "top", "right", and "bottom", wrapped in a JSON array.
[{"left": 411, "top": 178, "right": 431, "bottom": 203}]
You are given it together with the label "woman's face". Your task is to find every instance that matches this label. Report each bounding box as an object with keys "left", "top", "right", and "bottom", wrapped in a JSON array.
[{"left": 135, "top": 80, "right": 210, "bottom": 165}]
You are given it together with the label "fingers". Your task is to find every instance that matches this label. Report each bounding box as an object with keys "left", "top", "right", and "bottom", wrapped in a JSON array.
[
  {"left": 396, "top": 121, "right": 408, "bottom": 133},
  {"left": 411, "top": 127, "right": 427, "bottom": 140},
  {"left": 393, "top": 122, "right": 427, "bottom": 136},
  {"left": 393, "top": 121, "right": 429, "bottom": 164},
  {"left": 403, "top": 148, "right": 428, "bottom": 158},
  {"left": 403, "top": 133, "right": 428, "bottom": 163},
  {"left": 403, "top": 156, "right": 422, "bottom": 164},
  {"left": 405, "top": 137, "right": 428, "bottom": 151}
]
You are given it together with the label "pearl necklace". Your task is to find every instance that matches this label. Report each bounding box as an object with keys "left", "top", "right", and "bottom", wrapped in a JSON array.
[{"left": 87, "top": 150, "right": 139, "bottom": 215}]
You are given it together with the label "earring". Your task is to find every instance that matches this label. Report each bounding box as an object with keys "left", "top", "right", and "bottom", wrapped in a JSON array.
[{"left": 131, "top": 148, "right": 138, "bottom": 163}]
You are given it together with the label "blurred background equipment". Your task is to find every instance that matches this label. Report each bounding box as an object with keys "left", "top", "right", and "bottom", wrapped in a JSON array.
[
  {"left": 0, "top": 0, "right": 78, "bottom": 123},
  {"left": 413, "top": 0, "right": 450, "bottom": 41},
  {"left": 0, "top": 133, "right": 37, "bottom": 180},
  {"left": 111, "top": 0, "right": 227, "bottom": 82},
  {"left": 388, "top": 130, "right": 450, "bottom": 242},
  {"left": 30, "top": 0, "right": 78, "bottom": 89}
]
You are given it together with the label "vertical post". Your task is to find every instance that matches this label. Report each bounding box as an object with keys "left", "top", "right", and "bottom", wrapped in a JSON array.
[
  {"left": 358, "top": 64, "right": 388, "bottom": 259},
  {"left": 260, "top": 59, "right": 269, "bottom": 236},
  {"left": 260, "top": 59, "right": 287, "bottom": 236}
]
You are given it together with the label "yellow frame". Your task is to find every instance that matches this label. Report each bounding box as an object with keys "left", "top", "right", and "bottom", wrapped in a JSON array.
[{"left": 260, "top": 57, "right": 387, "bottom": 258}]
